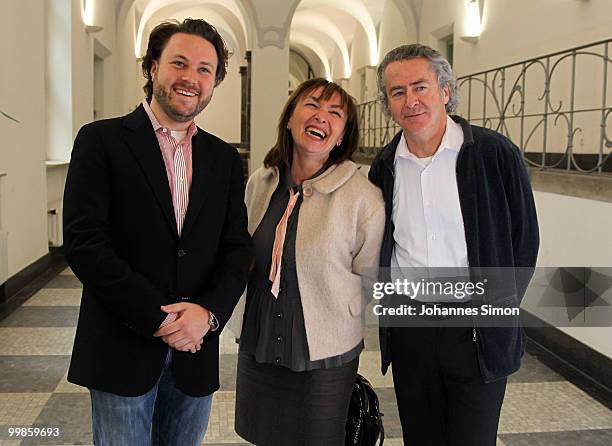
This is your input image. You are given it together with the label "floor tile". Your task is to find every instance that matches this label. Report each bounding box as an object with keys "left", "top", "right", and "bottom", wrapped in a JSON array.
[
  {"left": 0, "top": 307, "right": 79, "bottom": 328},
  {"left": 499, "top": 381, "right": 612, "bottom": 434},
  {"left": 376, "top": 387, "right": 403, "bottom": 439},
  {"left": 509, "top": 352, "right": 564, "bottom": 383},
  {"left": 357, "top": 351, "right": 394, "bottom": 388},
  {"left": 500, "top": 428, "right": 612, "bottom": 445},
  {"left": 0, "top": 393, "right": 51, "bottom": 425},
  {"left": 43, "top": 276, "right": 82, "bottom": 289},
  {"left": 219, "top": 354, "right": 237, "bottom": 391},
  {"left": 1, "top": 265, "right": 611, "bottom": 445},
  {"left": 203, "top": 444, "right": 248, "bottom": 446},
  {"left": 381, "top": 440, "right": 404, "bottom": 446},
  {"left": 363, "top": 325, "right": 380, "bottom": 351},
  {"left": 23, "top": 289, "right": 82, "bottom": 307},
  {"left": 219, "top": 331, "right": 239, "bottom": 355},
  {"left": 0, "top": 356, "right": 70, "bottom": 393},
  {"left": 23, "top": 393, "right": 92, "bottom": 445},
  {"left": 0, "top": 328, "right": 76, "bottom": 356},
  {"left": 53, "top": 373, "right": 88, "bottom": 394},
  {"left": 202, "top": 391, "right": 245, "bottom": 444}
]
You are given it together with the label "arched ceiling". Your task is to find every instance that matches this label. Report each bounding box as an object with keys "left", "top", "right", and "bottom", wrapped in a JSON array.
[
  {"left": 133, "top": 0, "right": 250, "bottom": 58},
  {"left": 119, "top": 0, "right": 386, "bottom": 82},
  {"left": 297, "top": 0, "right": 379, "bottom": 65},
  {"left": 291, "top": 31, "right": 331, "bottom": 80},
  {"left": 145, "top": 4, "right": 244, "bottom": 57},
  {"left": 291, "top": 10, "right": 351, "bottom": 78}
]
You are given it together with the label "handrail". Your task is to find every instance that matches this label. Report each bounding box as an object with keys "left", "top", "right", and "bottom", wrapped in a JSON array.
[
  {"left": 456, "top": 39, "right": 612, "bottom": 173},
  {"left": 356, "top": 38, "right": 612, "bottom": 173}
]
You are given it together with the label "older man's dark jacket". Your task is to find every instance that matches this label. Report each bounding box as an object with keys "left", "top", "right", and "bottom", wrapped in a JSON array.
[{"left": 368, "top": 115, "right": 539, "bottom": 383}]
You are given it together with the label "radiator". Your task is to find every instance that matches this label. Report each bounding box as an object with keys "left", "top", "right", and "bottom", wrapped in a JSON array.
[{"left": 47, "top": 205, "right": 63, "bottom": 247}]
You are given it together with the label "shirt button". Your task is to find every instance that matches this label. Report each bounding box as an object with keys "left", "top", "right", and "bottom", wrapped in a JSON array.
[
  {"left": 303, "top": 186, "right": 313, "bottom": 197},
  {"left": 276, "top": 336, "right": 283, "bottom": 343},
  {"left": 275, "top": 357, "right": 281, "bottom": 365},
  {"left": 162, "top": 128, "right": 167, "bottom": 133},
  {"left": 177, "top": 249, "right": 187, "bottom": 257},
  {"left": 276, "top": 312, "right": 283, "bottom": 319}
]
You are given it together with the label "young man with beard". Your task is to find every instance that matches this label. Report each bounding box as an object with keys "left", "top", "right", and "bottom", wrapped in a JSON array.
[
  {"left": 369, "top": 44, "right": 539, "bottom": 445},
  {"left": 63, "top": 19, "right": 252, "bottom": 445}
]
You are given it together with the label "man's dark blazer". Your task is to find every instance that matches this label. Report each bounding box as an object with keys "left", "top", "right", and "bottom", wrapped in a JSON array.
[{"left": 63, "top": 104, "right": 252, "bottom": 397}]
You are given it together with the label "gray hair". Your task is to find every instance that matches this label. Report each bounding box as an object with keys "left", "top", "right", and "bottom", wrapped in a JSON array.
[{"left": 376, "top": 44, "right": 459, "bottom": 116}]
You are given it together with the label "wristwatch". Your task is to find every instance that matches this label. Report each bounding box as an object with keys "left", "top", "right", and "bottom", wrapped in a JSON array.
[{"left": 208, "top": 311, "right": 219, "bottom": 332}]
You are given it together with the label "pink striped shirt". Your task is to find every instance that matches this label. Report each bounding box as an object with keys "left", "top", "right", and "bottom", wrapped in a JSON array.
[
  {"left": 143, "top": 100, "right": 198, "bottom": 330},
  {"left": 142, "top": 99, "right": 197, "bottom": 227}
]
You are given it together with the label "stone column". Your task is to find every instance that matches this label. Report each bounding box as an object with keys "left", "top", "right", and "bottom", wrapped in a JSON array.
[{"left": 241, "top": 0, "right": 300, "bottom": 172}]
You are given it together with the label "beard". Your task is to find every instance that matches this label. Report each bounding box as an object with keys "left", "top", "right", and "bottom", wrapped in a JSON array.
[{"left": 152, "top": 81, "right": 213, "bottom": 123}]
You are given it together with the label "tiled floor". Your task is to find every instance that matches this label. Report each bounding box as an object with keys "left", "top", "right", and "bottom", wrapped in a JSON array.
[{"left": 0, "top": 266, "right": 611, "bottom": 445}]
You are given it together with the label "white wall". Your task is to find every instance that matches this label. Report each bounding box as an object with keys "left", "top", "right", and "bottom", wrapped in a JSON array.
[
  {"left": 450, "top": 0, "right": 612, "bottom": 77},
  {"left": 377, "top": 0, "right": 415, "bottom": 59},
  {"left": 196, "top": 53, "right": 242, "bottom": 143},
  {"left": 250, "top": 45, "right": 290, "bottom": 170},
  {"left": 0, "top": 0, "right": 49, "bottom": 277},
  {"left": 526, "top": 191, "right": 612, "bottom": 359},
  {"left": 116, "top": 2, "right": 143, "bottom": 114},
  {"left": 347, "top": 26, "right": 372, "bottom": 100},
  {"left": 45, "top": 0, "right": 73, "bottom": 162},
  {"left": 71, "top": 0, "right": 116, "bottom": 132},
  {"left": 433, "top": 0, "right": 612, "bottom": 157}
]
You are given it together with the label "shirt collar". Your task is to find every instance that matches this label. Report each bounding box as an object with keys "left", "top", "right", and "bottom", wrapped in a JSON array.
[
  {"left": 395, "top": 115, "right": 463, "bottom": 162},
  {"left": 141, "top": 99, "right": 198, "bottom": 139}
]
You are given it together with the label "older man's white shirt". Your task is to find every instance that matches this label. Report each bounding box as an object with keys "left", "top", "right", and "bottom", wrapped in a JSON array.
[{"left": 391, "top": 116, "right": 468, "bottom": 302}]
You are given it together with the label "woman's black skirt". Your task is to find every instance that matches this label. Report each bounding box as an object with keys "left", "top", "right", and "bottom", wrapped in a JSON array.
[{"left": 235, "top": 351, "right": 359, "bottom": 446}]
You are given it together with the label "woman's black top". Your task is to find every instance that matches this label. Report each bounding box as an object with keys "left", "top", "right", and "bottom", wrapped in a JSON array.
[{"left": 239, "top": 166, "right": 363, "bottom": 371}]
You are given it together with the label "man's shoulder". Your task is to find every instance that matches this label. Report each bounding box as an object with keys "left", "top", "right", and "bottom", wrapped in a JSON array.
[
  {"left": 467, "top": 122, "right": 518, "bottom": 154},
  {"left": 194, "top": 127, "right": 238, "bottom": 155},
  {"left": 461, "top": 122, "right": 525, "bottom": 172},
  {"left": 370, "top": 131, "right": 402, "bottom": 176},
  {"left": 79, "top": 115, "right": 125, "bottom": 133},
  {"left": 78, "top": 107, "right": 149, "bottom": 139}
]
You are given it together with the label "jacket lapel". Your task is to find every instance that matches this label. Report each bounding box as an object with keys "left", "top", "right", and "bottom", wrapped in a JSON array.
[
  {"left": 122, "top": 105, "right": 178, "bottom": 237},
  {"left": 180, "top": 130, "right": 218, "bottom": 238}
]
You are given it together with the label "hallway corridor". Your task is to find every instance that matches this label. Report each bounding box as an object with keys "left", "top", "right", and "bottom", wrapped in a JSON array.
[{"left": 0, "top": 265, "right": 610, "bottom": 445}]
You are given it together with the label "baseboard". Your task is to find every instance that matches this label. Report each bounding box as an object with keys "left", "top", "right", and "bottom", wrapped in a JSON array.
[
  {"left": 523, "top": 310, "right": 612, "bottom": 404},
  {"left": 0, "top": 249, "right": 67, "bottom": 320},
  {"left": 0, "top": 252, "right": 52, "bottom": 304}
]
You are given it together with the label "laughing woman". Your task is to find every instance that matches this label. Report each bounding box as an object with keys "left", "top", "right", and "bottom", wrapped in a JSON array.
[{"left": 235, "top": 78, "right": 385, "bottom": 445}]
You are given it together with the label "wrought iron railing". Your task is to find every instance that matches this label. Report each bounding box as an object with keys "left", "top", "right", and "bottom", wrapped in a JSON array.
[
  {"left": 457, "top": 39, "right": 612, "bottom": 173},
  {"left": 356, "top": 39, "right": 612, "bottom": 173},
  {"left": 355, "top": 99, "right": 400, "bottom": 161}
]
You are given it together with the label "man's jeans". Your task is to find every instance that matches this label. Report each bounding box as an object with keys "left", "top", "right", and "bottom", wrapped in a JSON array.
[{"left": 89, "top": 351, "right": 213, "bottom": 446}]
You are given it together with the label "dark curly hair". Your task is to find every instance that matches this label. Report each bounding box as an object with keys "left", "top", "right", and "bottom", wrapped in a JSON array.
[{"left": 141, "top": 18, "right": 229, "bottom": 100}]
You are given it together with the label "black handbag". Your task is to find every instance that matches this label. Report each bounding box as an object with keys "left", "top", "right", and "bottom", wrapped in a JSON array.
[{"left": 345, "top": 373, "right": 384, "bottom": 445}]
